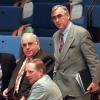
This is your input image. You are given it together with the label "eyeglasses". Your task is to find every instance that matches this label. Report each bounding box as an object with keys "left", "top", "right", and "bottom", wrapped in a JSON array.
[
  {"left": 22, "top": 41, "right": 37, "bottom": 48},
  {"left": 51, "top": 13, "right": 66, "bottom": 21}
]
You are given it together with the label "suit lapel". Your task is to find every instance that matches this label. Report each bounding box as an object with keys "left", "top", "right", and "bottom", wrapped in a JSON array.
[
  {"left": 8, "top": 56, "right": 25, "bottom": 92},
  {"left": 60, "top": 24, "right": 75, "bottom": 61},
  {"left": 53, "top": 31, "right": 61, "bottom": 61}
]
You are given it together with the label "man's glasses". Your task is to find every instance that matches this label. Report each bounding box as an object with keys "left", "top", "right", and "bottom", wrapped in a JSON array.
[{"left": 51, "top": 13, "right": 66, "bottom": 21}]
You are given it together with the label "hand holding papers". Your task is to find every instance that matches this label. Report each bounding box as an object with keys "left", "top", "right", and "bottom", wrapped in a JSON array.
[{"left": 75, "top": 69, "right": 92, "bottom": 94}]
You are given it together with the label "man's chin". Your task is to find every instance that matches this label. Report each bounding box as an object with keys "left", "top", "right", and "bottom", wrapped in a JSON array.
[
  {"left": 29, "top": 81, "right": 33, "bottom": 85},
  {"left": 26, "top": 54, "right": 32, "bottom": 58},
  {"left": 29, "top": 80, "right": 35, "bottom": 85}
]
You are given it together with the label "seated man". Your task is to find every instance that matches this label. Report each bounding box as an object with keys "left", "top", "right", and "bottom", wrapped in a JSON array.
[
  {"left": 3, "top": 33, "right": 54, "bottom": 100},
  {"left": 25, "top": 58, "right": 63, "bottom": 100},
  {"left": 0, "top": 53, "right": 16, "bottom": 99}
]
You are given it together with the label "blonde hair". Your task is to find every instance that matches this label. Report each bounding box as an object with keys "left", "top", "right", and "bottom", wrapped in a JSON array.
[{"left": 29, "top": 58, "right": 46, "bottom": 74}]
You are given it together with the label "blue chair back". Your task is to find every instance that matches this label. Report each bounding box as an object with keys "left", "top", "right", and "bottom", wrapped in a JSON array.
[
  {"left": 0, "top": 0, "right": 14, "bottom": 5},
  {"left": 39, "top": 37, "right": 54, "bottom": 55},
  {"left": 0, "top": 6, "right": 22, "bottom": 32},
  {"left": 0, "top": 36, "right": 21, "bottom": 60},
  {"left": 94, "top": 43, "right": 100, "bottom": 60}
]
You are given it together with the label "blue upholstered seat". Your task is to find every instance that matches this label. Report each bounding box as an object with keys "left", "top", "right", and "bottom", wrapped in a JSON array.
[
  {"left": 94, "top": 42, "right": 100, "bottom": 60},
  {"left": 0, "top": 6, "right": 22, "bottom": 35},
  {"left": 0, "top": 36, "right": 21, "bottom": 60},
  {"left": 39, "top": 37, "right": 54, "bottom": 55}
]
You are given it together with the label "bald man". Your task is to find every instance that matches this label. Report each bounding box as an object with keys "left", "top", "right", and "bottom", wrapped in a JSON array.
[{"left": 3, "top": 33, "right": 54, "bottom": 100}]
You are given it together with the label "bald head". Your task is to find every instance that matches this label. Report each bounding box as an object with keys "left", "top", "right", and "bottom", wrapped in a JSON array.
[
  {"left": 21, "top": 33, "right": 39, "bottom": 46},
  {"left": 21, "top": 33, "right": 40, "bottom": 58}
]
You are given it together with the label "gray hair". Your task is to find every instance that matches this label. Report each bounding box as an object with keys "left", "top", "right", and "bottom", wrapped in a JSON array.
[
  {"left": 51, "top": 5, "right": 69, "bottom": 14},
  {"left": 21, "top": 33, "right": 39, "bottom": 45}
]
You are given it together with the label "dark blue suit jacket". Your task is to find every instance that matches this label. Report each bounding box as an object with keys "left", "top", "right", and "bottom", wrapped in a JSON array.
[{"left": 0, "top": 53, "right": 16, "bottom": 92}]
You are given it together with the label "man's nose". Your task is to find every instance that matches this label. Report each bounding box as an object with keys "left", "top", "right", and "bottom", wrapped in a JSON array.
[
  {"left": 55, "top": 17, "right": 59, "bottom": 22},
  {"left": 26, "top": 72, "right": 29, "bottom": 77},
  {"left": 26, "top": 44, "right": 30, "bottom": 49}
]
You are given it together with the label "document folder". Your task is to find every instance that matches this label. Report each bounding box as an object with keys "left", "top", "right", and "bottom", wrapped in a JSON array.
[{"left": 75, "top": 69, "right": 92, "bottom": 94}]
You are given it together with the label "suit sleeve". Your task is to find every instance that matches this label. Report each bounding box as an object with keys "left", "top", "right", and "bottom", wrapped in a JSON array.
[
  {"left": 16, "top": 74, "right": 31, "bottom": 99},
  {"left": 80, "top": 31, "right": 100, "bottom": 82},
  {"left": 27, "top": 84, "right": 47, "bottom": 100},
  {"left": 1, "top": 54, "right": 16, "bottom": 92},
  {"left": 42, "top": 55, "right": 55, "bottom": 79}
]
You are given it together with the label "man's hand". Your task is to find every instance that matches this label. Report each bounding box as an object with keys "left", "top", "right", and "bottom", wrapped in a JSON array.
[
  {"left": 2, "top": 88, "right": 8, "bottom": 99},
  {"left": 87, "top": 82, "right": 99, "bottom": 92}
]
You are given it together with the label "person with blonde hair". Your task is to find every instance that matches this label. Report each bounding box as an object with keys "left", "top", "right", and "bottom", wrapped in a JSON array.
[
  {"left": 3, "top": 33, "right": 54, "bottom": 100},
  {"left": 25, "top": 58, "right": 63, "bottom": 100}
]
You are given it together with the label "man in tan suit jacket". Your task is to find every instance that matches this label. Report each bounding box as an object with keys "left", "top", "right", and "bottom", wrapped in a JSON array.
[{"left": 51, "top": 5, "right": 100, "bottom": 100}]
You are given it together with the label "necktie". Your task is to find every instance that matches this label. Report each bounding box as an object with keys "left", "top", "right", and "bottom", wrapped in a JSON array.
[
  {"left": 59, "top": 33, "right": 64, "bottom": 53},
  {"left": 14, "top": 58, "right": 27, "bottom": 94}
]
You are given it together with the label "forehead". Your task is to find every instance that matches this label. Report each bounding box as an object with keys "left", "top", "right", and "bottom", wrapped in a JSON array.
[
  {"left": 22, "top": 35, "right": 36, "bottom": 44},
  {"left": 51, "top": 7, "right": 66, "bottom": 16},
  {"left": 25, "top": 63, "right": 36, "bottom": 71}
]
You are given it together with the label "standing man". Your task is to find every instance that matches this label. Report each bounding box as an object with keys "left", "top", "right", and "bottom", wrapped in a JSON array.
[
  {"left": 25, "top": 58, "right": 63, "bottom": 100},
  {"left": 51, "top": 5, "right": 100, "bottom": 100},
  {"left": 3, "top": 33, "right": 54, "bottom": 100}
]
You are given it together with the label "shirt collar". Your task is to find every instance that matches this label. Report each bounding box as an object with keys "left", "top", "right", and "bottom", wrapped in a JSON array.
[{"left": 63, "top": 22, "right": 72, "bottom": 36}]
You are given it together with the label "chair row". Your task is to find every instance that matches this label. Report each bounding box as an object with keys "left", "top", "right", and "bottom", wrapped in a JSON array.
[
  {"left": 0, "top": 6, "right": 22, "bottom": 34},
  {"left": 0, "top": 36, "right": 54, "bottom": 60},
  {"left": 0, "top": 0, "right": 67, "bottom": 5},
  {"left": 2, "top": 1, "right": 100, "bottom": 37},
  {"left": 0, "top": 35, "right": 100, "bottom": 60},
  {"left": 0, "top": 1, "right": 70, "bottom": 37},
  {"left": 72, "top": 0, "right": 100, "bottom": 28}
]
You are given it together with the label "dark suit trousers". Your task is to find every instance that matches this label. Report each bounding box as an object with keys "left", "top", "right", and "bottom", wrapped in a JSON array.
[{"left": 63, "top": 94, "right": 90, "bottom": 100}]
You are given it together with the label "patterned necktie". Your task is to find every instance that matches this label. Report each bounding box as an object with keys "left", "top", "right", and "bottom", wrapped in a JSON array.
[
  {"left": 14, "top": 58, "right": 27, "bottom": 94},
  {"left": 59, "top": 33, "right": 64, "bottom": 53}
]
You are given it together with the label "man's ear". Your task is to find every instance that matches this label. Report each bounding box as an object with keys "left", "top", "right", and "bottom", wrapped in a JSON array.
[{"left": 39, "top": 69, "right": 43, "bottom": 75}]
